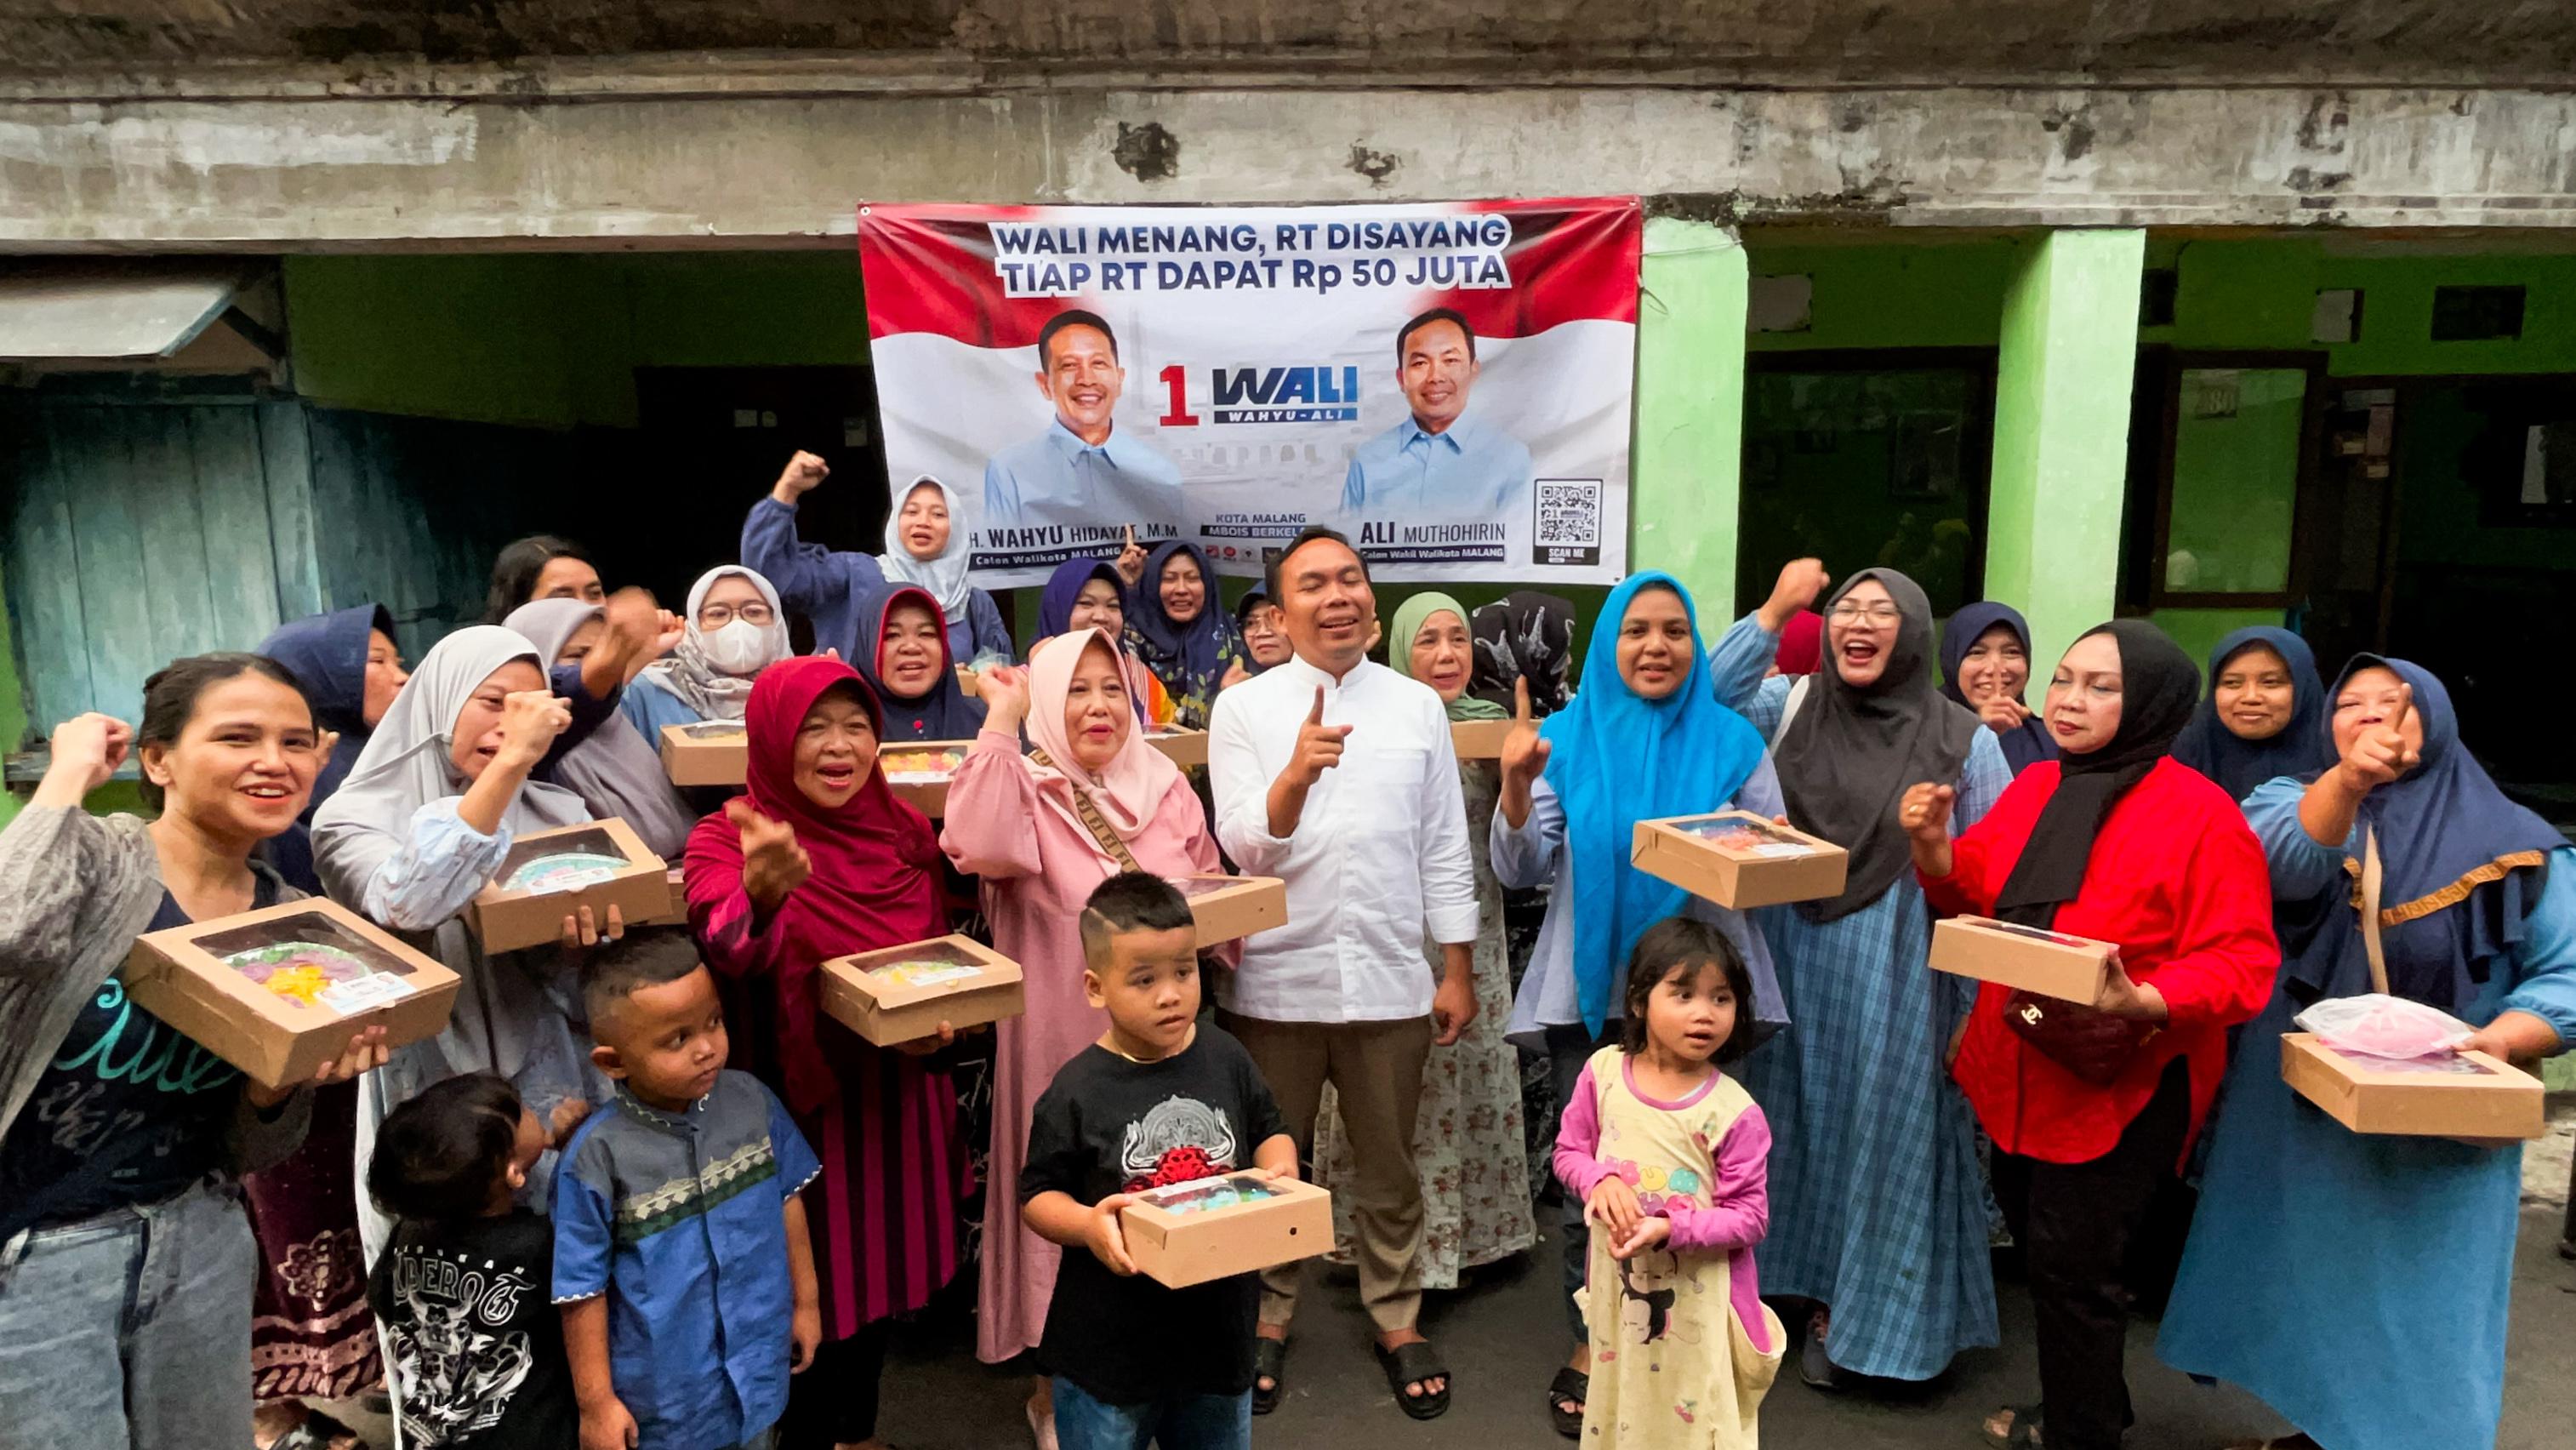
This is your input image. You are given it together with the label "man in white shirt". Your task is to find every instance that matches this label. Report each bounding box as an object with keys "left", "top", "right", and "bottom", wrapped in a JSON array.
[{"left": 1207, "top": 525, "right": 1478, "bottom": 1421}]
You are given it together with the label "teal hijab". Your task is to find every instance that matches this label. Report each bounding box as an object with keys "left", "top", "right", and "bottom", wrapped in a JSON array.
[{"left": 1539, "top": 572, "right": 1767, "bottom": 1033}]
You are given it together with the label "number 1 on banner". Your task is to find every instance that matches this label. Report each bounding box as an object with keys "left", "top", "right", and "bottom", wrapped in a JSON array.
[{"left": 1157, "top": 364, "right": 1200, "bottom": 428}]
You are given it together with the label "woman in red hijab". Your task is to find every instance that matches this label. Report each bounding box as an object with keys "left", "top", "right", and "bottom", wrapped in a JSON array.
[{"left": 685, "top": 655, "right": 968, "bottom": 1450}]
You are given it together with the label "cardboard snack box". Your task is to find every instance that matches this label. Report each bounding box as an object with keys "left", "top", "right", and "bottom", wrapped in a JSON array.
[
  {"left": 1450, "top": 718, "right": 1515, "bottom": 760},
  {"left": 819, "top": 933, "right": 1026, "bottom": 1048},
  {"left": 2281, "top": 1032, "right": 2544, "bottom": 1140},
  {"left": 1170, "top": 874, "right": 1288, "bottom": 946},
  {"left": 636, "top": 866, "right": 689, "bottom": 928},
  {"left": 659, "top": 720, "right": 748, "bottom": 787},
  {"left": 1143, "top": 728, "right": 1210, "bottom": 768},
  {"left": 879, "top": 741, "right": 973, "bottom": 818},
  {"left": 123, "top": 898, "right": 462, "bottom": 1089},
  {"left": 1630, "top": 811, "right": 1849, "bottom": 910},
  {"left": 1122, "top": 1171, "right": 1333, "bottom": 1288},
  {"left": 469, "top": 818, "right": 672, "bottom": 953},
  {"left": 1929, "top": 916, "right": 2116, "bottom": 1004}
]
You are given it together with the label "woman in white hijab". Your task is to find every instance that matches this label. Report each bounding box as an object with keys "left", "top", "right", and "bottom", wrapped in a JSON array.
[
  {"left": 506, "top": 598, "right": 699, "bottom": 858},
  {"left": 312, "top": 625, "right": 613, "bottom": 1256},
  {"left": 624, "top": 564, "right": 793, "bottom": 734},
  {"left": 743, "top": 452, "right": 1014, "bottom": 665}
]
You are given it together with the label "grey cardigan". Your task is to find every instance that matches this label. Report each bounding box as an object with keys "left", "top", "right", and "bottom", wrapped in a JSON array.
[{"left": 0, "top": 805, "right": 311, "bottom": 1176}]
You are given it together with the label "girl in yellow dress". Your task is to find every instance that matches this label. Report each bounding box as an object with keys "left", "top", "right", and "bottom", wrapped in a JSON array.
[{"left": 1553, "top": 918, "right": 1785, "bottom": 1447}]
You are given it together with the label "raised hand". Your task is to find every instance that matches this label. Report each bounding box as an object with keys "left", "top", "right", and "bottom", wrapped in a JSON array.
[
  {"left": 1977, "top": 696, "right": 2033, "bottom": 733},
  {"left": 728, "top": 799, "right": 812, "bottom": 912},
  {"left": 1114, "top": 525, "right": 1148, "bottom": 588},
  {"left": 977, "top": 663, "right": 1031, "bottom": 731},
  {"left": 496, "top": 690, "right": 573, "bottom": 768},
  {"left": 2337, "top": 682, "right": 2418, "bottom": 792},
  {"left": 773, "top": 450, "right": 830, "bottom": 500},
  {"left": 1286, "top": 686, "right": 1351, "bottom": 787},
  {"left": 1901, "top": 781, "right": 1955, "bottom": 846},
  {"left": 1219, "top": 658, "right": 1251, "bottom": 690},
  {"left": 1500, "top": 677, "right": 1551, "bottom": 790},
  {"left": 1758, "top": 557, "right": 1832, "bottom": 631},
  {"left": 49, "top": 712, "right": 133, "bottom": 792}
]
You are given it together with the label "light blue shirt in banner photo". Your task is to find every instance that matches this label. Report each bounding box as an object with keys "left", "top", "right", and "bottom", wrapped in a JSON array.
[
  {"left": 1339, "top": 408, "right": 1533, "bottom": 519},
  {"left": 981, "top": 420, "right": 1188, "bottom": 539}
]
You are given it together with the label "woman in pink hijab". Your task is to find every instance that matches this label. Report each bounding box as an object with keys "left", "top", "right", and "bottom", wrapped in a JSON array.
[{"left": 940, "top": 627, "right": 1227, "bottom": 1446}]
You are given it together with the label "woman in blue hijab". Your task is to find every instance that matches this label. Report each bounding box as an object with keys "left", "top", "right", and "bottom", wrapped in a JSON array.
[
  {"left": 1490, "top": 570, "right": 1787, "bottom": 1436},
  {"left": 2159, "top": 657, "right": 2575, "bottom": 1450},
  {"left": 2169, "top": 625, "right": 2334, "bottom": 806},
  {"left": 1939, "top": 601, "right": 2057, "bottom": 777},
  {"left": 1124, "top": 540, "right": 1244, "bottom": 728},
  {"left": 255, "top": 603, "right": 407, "bottom": 894}
]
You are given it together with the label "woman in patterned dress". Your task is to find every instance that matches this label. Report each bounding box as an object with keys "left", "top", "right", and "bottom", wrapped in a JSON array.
[{"left": 1703, "top": 563, "right": 2006, "bottom": 1388}]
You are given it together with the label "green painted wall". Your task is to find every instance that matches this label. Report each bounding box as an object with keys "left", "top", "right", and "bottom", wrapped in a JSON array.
[
  {"left": 2149, "top": 607, "right": 2283, "bottom": 674},
  {"left": 286, "top": 253, "right": 875, "bottom": 430},
  {"left": 1747, "top": 237, "right": 2022, "bottom": 351},
  {"left": 1986, "top": 230, "right": 2146, "bottom": 676},
  {"left": 1631, "top": 217, "right": 1751, "bottom": 614}
]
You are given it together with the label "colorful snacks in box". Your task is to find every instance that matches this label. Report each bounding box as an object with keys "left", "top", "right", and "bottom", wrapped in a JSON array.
[
  {"left": 1121, "top": 1171, "right": 1333, "bottom": 1288},
  {"left": 123, "top": 899, "right": 461, "bottom": 1088},
  {"left": 818, "top": 933, "right": 1025, "bottom": 1047},
  {"left": 1630, "top": 810, "right": 1849, "bottom": 909},
  {"left": 879, "top": 741, "right": 973, "bottom": 817},
  {"left": 469, "top": 818, "right": 671, "bottom": 953}
]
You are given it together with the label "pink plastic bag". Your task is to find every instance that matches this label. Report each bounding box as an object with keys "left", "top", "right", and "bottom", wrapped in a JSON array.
[{"left": 2294, "top": 994, "right": 2474, "bottom": 1060}]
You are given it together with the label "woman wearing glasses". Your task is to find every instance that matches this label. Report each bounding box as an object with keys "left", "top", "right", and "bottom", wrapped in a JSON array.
[
  {"left": 1705, "top": 564, "right": 2009, "bottom": 1391},
  {"left": 623, "top": 566, "right": 794, "bottom": 737}
]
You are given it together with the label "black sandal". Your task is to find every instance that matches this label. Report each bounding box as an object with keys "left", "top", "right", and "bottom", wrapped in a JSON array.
[
  {"left": 1251, "top": 1337, "right": 1288, "bottom": 1416},
  {"left": 1547, "top": 1366, "right": 1587, "bottom": 1438},
  {"left": 1982, "top": 1404, "right": 2045, "bottom": 1449},
  {"left": 1376, "top": 1339, "right": 1451, "bottom": 1421}
]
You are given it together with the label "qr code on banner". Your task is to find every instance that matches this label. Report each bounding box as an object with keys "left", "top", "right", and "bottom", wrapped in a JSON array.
[{"left": 1531, "top": 478, "right": 1602, "bottom": 567}]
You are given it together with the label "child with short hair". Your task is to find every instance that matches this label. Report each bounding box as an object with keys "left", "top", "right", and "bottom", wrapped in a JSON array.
[
  {"left": 1553, "top": 917, "right": 1783, "bottom": 1448},
  {"left": 368, "top": 1073, "right": 579, "bottom": 1448},
  {"left": 550, "top": 930, "right": 823, "bottom": 1450},
  {"left": 1020, "top": 873, "right": 1297, "bottom": 1450}
]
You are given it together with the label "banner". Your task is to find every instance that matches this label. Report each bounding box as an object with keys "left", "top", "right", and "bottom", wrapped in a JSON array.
[{"left": 856, "top": 198, "right": 1641, "bottom": 586}]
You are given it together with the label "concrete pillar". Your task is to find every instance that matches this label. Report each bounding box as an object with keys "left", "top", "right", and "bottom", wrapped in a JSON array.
[
  {"left": 1629, "top": 215, "right": 1749, "bottom": 617},
  {"left": 1984, "top": 228, "right": 2145, "bottom": 674}
]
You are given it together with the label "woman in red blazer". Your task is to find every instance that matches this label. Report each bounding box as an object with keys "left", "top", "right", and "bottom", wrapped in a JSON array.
[{"left": 1901, "top": 620, "right": 2277, "bottom": 1450}]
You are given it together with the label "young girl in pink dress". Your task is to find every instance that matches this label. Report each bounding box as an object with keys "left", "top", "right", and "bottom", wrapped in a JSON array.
[
  {"left": 1554, "top": 918, "right": 1784, "bottom": 1448},
  {"left": 939, "top": 627, "right": 1226, "bottom": 1447}
]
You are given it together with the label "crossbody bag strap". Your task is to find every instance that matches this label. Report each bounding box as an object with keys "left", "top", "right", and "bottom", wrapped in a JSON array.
[
  {"left": 1772, "top": 674, "right": 1810, "bottom": 747},
  {"left": 2361, "top": 826, "right": 2391, "bottom": 996},
  {"left": 1028, "top": 747, "right": 1146, "bottom": 875}
]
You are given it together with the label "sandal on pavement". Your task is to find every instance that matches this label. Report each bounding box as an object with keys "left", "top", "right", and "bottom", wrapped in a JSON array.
[
  {"left": 1251, "top": 1337, "right": 1288, "bottom": 1416},
  {"left": 1376, "top": 1339, "right": 1451, "bottom": 1422},
  {"left": 1547, "top": 1367, "right": 1587, "bottom": 1439},
  {"left": 1984, "top": 1404, "right": 2046, "bottom": 1449},
  {"left": 1800, "top": 1310, "right": 1841, "bottom": 1390}
]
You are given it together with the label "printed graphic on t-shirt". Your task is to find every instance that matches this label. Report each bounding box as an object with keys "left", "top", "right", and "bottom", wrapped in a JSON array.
[
  {"left": 1117, "top": 1093, "right": 1240, "bottom": 1193},
  {"left": 387, "top": 1247, "right": 539, "bottom": 1445}
]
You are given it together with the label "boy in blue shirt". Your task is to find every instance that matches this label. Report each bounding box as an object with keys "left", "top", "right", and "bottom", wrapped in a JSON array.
[{"left": 552, "top": 931, "right": 822, "bottom": 1450}]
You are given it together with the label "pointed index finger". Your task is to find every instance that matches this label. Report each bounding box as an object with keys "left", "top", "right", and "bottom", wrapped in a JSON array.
[
  {"left": 1308, "top": 685, "right": 1326, "bottom": 725},
  {"left": 1514, "top": 676, "right": 1531, "bottom": 722},
  {"left": 1125, "top": 524, "right": 1137, "bottom": 550},
  {"left": 2393, "top": 682, "right": 2414, "bottom": 734}
]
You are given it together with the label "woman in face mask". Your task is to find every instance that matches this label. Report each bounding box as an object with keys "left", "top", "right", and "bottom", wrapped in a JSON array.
[{"left": 624, "top": 566, "right": 793, "bottom": 737}]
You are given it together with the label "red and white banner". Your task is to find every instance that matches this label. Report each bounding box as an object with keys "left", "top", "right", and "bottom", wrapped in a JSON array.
[{"left": 857, "top": 199, "right": 1641, "bottom": 585}]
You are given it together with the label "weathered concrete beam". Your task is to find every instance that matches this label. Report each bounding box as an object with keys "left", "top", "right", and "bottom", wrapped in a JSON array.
[{"left": 1, "top": 84, "right": 2570, "bottom": 249}]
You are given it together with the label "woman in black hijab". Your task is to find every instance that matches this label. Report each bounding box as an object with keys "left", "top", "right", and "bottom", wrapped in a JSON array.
[
  {"left": 1906, "top": 621, "right": 2276, "bottom": 1450},
  {"left": 1704, "top": 566, "right": 2009, "bottom": 1389}
]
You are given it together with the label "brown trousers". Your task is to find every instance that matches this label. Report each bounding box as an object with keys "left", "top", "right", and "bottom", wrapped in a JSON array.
[{"left": 1219, "top": 1011, "right": 1433, "bottom": 1334}]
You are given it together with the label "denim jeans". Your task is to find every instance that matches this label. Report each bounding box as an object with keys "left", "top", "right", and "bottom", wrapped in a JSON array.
[
  {"left": 0, "top": 1179, "right": 256, "bottom": 1450},
  {"left": 1051, "top": 1379, "right": 1251, "bottom": 1450}
]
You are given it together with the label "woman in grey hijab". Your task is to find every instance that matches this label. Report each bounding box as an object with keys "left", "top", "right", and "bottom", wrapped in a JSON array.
[{"left": 505, "top": 598, "right": 699, "bottom": 858}]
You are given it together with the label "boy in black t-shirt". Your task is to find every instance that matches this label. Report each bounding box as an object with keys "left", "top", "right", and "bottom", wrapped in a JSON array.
[
  {"left": 366, "top": 1073, "right": 581, "bottom": 1450},
  {"left": 1021, "top": 874, "right": 1295, "bottom": 1450}
]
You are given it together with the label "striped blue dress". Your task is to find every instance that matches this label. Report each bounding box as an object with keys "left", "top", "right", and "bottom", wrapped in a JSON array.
[{"left": 1707, "top": 619, "right": 2008, "bottom": 1381}]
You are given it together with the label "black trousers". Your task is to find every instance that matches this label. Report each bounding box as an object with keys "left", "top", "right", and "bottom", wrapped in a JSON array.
[
  {"left": 1990, "top": 1059, "right": 2191, "bottom": 1450},
  {"left": 777, "top": 1318, "right": 892, "bottom": 1450}
]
